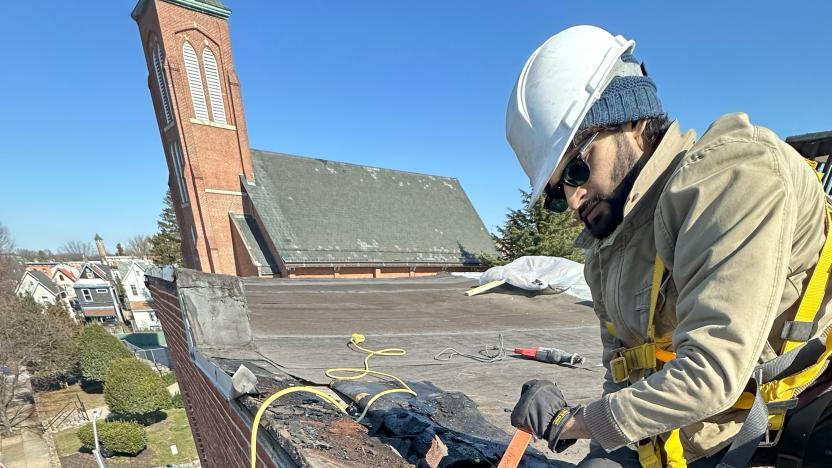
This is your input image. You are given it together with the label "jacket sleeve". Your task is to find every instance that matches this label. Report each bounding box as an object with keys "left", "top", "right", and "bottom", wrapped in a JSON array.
[{"left": 582, "top": 137, "right": 796, "bottom": 449}]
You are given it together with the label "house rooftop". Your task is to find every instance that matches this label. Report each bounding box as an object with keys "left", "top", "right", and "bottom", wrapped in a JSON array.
[
  {"left": 29, "top": 270, "right": 60, "bottom": 295},
  {"left": 147, "top": 268, "right": 603, "bottom": 465}
]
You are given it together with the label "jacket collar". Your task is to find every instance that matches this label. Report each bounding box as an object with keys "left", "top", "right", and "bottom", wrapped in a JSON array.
[
  {"left": 574, "top": 121, "right": 696, "bottom": 249},
  {"left": 623, "top": 121, "right": 696, "bottom": 218}
]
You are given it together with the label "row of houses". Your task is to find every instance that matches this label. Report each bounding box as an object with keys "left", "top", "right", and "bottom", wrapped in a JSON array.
[{"left": 15, "top": 259, "right": 161, "bottom": 331}]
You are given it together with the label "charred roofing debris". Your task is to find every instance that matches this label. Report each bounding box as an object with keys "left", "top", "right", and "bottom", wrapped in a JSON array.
[{"left": 147, "top": 267, "right": 605, "bottom": 466}]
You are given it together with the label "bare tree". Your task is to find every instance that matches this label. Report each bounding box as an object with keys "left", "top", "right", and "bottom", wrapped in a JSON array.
[
  {"left": 59, "top": 240, "right": 93, "bottom": 260},
  {"left": 0, "top": 296, "right": 78, "bottom": 435},
  {"left": 126, "top": 234, "right": 152, "bottom": 259},
  {"left": 0, "top": 224, "right": 22, "bottom": 297},
  {"left": 0, "top": 225, "right": 78, "bottom": 434}
]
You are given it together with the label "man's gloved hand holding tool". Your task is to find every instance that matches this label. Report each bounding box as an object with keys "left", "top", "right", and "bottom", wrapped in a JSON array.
[{"left": 499, "top": 379, "right": 580, "bottom": 466}]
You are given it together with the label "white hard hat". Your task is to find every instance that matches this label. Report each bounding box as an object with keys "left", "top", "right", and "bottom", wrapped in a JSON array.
[{"left": 506, "top": 25, "right": 635, "bottom": 204}]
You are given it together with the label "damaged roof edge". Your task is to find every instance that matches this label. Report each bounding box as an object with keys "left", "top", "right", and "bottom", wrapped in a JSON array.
[
  {"left": 176, "top": 268, "right": 254, "bottom": 349},
  {"left": 145, "top": 267, "right": 296, "bottom": 465}
]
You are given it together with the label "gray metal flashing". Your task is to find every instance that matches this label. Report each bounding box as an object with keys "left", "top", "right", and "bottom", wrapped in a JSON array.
[{"left": 175, "top": 269, "right": 254, "bottom": 349}]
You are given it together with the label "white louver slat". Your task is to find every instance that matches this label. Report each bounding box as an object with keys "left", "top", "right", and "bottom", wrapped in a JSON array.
[
  {"left": 182, "top": 42, "right": 209, "bottom": 121},
  {"left": 152, "top": 42, "right": 173, "bottom": 125},
  {"left": 202, "top": 48, "right": 227, "bottom": 124}
]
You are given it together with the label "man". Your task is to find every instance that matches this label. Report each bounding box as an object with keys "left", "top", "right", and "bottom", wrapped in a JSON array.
[{"left": 505, "top": 25, "right": 832, "bottom": 467}]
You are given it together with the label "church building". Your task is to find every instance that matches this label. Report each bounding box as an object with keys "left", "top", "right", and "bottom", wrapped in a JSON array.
[{"left": 132, "top": 0, "right": 497, "bottom": 278}]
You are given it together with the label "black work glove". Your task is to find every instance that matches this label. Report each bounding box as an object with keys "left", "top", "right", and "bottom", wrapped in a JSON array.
[{"left": 510, "top": 379, "right": 579, "bottom": 452}]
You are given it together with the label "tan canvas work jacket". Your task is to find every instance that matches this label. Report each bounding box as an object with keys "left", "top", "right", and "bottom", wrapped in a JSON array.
[{"left": 579, "top": 113, "right": 832, "bottom": 460}]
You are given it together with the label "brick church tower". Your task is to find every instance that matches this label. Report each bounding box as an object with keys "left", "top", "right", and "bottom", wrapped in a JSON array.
[{"left": 132, "top": 0, "right": 252, "bottom": 274}]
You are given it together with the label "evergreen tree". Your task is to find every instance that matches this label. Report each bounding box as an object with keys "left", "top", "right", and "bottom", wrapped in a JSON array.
[
  {"left": 115, "top": 243, "right": 125, "bottom": 256},
  {"left": 149, "top": 190, "right": 184, "bottom": 266},
  {"left": 482, "top": 189, "right": 585, "bottom": 266}
]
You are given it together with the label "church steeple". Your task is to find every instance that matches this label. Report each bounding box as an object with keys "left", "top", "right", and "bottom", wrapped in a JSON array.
[
  {"left": 94, "top": 234, "right": 107, "bottom": 261},
  {"left": 132, "top": 0, "right": 253, "bottom": 274}
]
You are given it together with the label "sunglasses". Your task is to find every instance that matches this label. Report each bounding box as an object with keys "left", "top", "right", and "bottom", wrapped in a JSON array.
[{"left": 543, "top": 132, "right": 599, "bottom": 212}]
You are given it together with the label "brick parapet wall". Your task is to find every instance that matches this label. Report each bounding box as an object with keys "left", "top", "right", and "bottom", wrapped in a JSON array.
[{"left": 146, "top": 274, "right": 277, "bottom": 467}]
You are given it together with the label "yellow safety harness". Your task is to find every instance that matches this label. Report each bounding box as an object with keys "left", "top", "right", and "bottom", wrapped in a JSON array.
[
  {"left": 605, "top": 161, "right": 832, "bottom": 467},
  {"left": 606, "top": 256, "right": 687, "bottom": 468}
]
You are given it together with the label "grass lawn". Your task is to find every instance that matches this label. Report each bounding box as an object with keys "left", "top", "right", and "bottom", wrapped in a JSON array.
[
  {"left": 53, "top": 426, "right": 82, "bottom": 456},
  {"left": 53, "top": 409, "right": 198, "bottom": 465},
  {"left": 146, "top": 408, "right": 198, "bottom": 465}
]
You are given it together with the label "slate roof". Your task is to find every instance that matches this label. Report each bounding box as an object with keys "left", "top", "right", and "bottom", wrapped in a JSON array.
[
  {"left": 244, "top": 150, "right": 497, "bottom": 266},
  {"left": 30, "top": 270, "right": 59, "bottom": 295}
]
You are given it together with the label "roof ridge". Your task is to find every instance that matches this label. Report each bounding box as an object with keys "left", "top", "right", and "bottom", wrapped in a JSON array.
[{"left": 250, "top": 148, "right": 460, "bottom": 182}]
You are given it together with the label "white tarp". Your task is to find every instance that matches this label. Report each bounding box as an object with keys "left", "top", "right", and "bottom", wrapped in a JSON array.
[{"left": 479, "top": 256, "right": 593, "bottom": 302}]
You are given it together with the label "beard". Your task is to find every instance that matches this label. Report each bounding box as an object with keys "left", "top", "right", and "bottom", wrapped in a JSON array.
[{"left": 580, "top": 134, "right": 644, "bottom": 239}]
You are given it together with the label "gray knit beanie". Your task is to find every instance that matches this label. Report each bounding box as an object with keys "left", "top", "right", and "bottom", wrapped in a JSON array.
[{"left": 578, "top": 52, "right": 665, "bottom": 131}]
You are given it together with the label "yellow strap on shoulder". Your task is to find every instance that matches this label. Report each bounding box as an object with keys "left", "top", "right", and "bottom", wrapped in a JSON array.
[
  {"left": 647, "top": 256, "right": 664, "bottom": 343},
  {"left": 609, "top": 257, "right": 677, "bottom": 383},
  {"left": 732, "top": 206, "right": 832, "bottom": 430},
  {"left": 781, "top": 208, "right": 832, "bottom": 354}
]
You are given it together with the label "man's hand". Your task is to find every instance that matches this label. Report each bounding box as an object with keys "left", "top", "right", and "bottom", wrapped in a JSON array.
[{"left": 510, "top": 380, "right": 580, "bottom": 452}]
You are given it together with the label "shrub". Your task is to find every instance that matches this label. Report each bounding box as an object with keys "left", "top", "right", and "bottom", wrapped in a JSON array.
[
  {"left": 77, "top": 421, "right": 147, "bottom": 456},
  {"left": 160, "top": 371, "right": 177, "bottom": 387},
  {"left": 105, "top": 358, "right": 172, "bottom": 418},
  {"left": 78, "top": 325, "right": 132, "bottom": 383},
  {"left": 170, "top": 392, "right": 183, "bottom": 409}
]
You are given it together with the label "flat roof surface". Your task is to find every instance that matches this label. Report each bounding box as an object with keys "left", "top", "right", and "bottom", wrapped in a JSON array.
[{"left": 240, "top": 274, "right": 605, "bottom": 463}]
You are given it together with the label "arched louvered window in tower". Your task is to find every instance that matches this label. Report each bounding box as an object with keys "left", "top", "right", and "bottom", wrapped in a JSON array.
[
  {"left": 202, "top": 47, "right": 227, "bottom": 124},
  {"left": 151, "top": 41, "right": 173, "bottom": 125},
  {"left": 182, "top": 42, "right": 209, "bottom": 121}
]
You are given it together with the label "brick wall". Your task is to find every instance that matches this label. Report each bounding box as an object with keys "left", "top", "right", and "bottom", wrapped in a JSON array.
[
  {"left": 135, "top": 0, "right": 252, "bottom": 276},
  {"left": 146, "top": 274, "right": 276, "bottom": 468}
]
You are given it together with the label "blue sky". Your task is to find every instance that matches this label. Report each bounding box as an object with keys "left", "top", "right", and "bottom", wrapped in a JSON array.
[{"left": 1, "top": 1, "right": 830, "bottom": 251}]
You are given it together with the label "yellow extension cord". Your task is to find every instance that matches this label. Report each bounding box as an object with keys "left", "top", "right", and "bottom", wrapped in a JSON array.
[{"left": 249, "top": 333, "right": 417, "bottom": 468}]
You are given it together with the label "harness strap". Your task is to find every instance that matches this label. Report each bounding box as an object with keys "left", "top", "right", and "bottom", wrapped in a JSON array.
[{"left": 781, "top": 209, "right": 832, "bottom": 354}]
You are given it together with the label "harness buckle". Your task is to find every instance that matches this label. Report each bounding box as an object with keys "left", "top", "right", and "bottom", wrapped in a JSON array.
[
  {"left": 610, "top": 355, "right": 629, "bottom": 383},
  {"left": 759, "top": 425, "right": 784, "bottom": 448}
]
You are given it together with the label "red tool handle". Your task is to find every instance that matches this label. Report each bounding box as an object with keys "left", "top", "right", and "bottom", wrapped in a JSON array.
[{"left": 497, "top": 429, "right": 533, "bottom": 468}]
